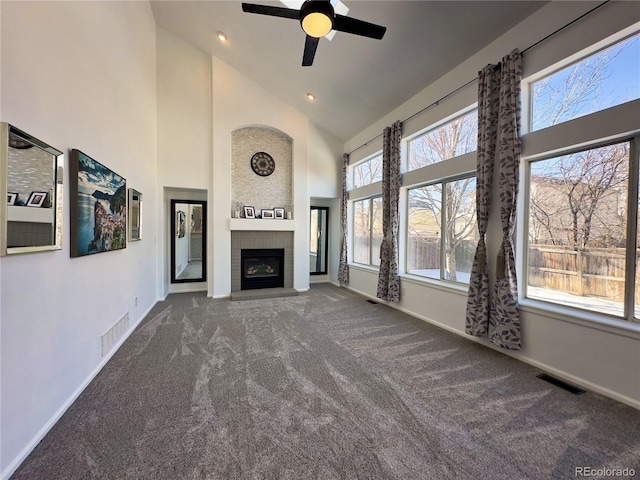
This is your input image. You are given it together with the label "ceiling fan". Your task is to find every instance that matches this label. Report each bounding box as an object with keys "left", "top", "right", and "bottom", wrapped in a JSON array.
[{"left": 241, "top": 0, "right": 387, "bottom": 66}]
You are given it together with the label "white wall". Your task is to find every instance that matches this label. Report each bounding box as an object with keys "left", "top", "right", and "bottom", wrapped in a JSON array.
[
  {"left": 211, "top": 58, "right": 312, "bottom": 297},
  {"left": 156, "top": 27, "right": 212, "bottom": 298},
  {"left": 0, "top": 2, "right": 158, "bottom": 478},
  {"left": 308, "top": 123, "right": 342, "bottom": 285},
  {"left": 308, "top": 123, "right": 342, "bottom": 199},
  {"left": 156, "top": 27, "right": 342, "bottom": 299},
  {"left": 343, "top": 1, "right": 640, "bottom": 408}
]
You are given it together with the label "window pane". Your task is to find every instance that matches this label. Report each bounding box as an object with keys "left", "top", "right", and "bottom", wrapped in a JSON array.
[
  {"left": 636, "top": 164, "right": 640, "bottom": 319},
  {"left": 310, "top": 208, "right": 318, "bottom": 254},
  {"left": 371, "top": 197, "right": 383, "bottom": 266},
  {"left": 531, "top": 33, "right": 640, "bottom": 131},
  {"left": 527, "top": 143, "right": 630, "bottom": 316},
  {"left": 407, "top": 185, "right": 441, "bottom": 279},
  {"left": 408, "top": 110, "right": 478, "bottom": 171},
  {"left": 353, "top": 154, "right": 383, "bottom": 189},
  {"left": 353, "top": 199, "right": 371, "bottom": 264},
  {"left": 444, "top": 178, "right": 477, "bottom": 283}
]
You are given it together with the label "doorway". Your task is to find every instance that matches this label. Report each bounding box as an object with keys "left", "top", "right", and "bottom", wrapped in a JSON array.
[
  {"left": 170, "top": 199, "right": 207, "bottom": 283},
  {"left": 310, "top": 206, "right": 328, "bottom": 275}
]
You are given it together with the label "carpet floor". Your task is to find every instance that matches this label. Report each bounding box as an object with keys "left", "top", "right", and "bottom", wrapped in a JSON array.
[{"left": 11, "top": 284, "right": 640, "bottom": 479}]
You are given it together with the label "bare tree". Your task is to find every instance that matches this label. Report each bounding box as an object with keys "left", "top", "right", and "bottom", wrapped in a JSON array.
[
  {"left": 528, "top": 39, "right": 632, "bottom": 250},
  {"left": 407, "top": 112, "right": 477, "bottom": 280},
  {"left": 353, "top": 155, "right": 383, "bottom": 188},
  {"left": 531, "top": 44, "right": 626, "bottom": 130},
  {"left": 530, "top": 144, "right": 628, "bottom": 250}
]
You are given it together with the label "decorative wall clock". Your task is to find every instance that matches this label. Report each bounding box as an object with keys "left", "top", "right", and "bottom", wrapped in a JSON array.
[{"left": 250, "top": 151, "right": 275, "bottom": 177}]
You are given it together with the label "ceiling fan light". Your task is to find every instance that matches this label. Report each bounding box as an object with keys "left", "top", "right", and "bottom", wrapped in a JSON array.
[
  {"left": 300, "top": 1, "right": 334, "bottom": 38},
  {"left": 302, "top": 12, "right": 333, "bottom": 38}
]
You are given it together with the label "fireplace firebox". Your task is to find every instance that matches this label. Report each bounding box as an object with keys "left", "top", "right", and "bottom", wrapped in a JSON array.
[{"left": 241, "top": 248, "right": 285, "bottom": 290}]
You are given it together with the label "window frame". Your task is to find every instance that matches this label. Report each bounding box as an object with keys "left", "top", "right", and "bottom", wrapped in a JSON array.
[
  {"left": 405, "top": 172, "right": 477, "bottom": 285},
  {"left": 522, "top": 24, "right": 640, "bottom": 134},
  {"left": 519, "top": 24, "right": 640, "bottom": 325},
  {"left": 351, "top": 194, "right": 383, "bottom": 268},
  {"left": 404, "top": 106, "right": 478, "bottom": 174},
  {"left": 351, "top": 153, "right": 383, "bottom": 190},
  {"left": 400, "top": 105, "right": 478, "bottom": 288}
]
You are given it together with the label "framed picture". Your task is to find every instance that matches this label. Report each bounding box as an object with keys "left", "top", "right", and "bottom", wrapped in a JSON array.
[
  {"left": 191, "top": 205, "right": 203, "bottom": 233},
  {"left": 26, "top": 191, "right": 47, "bottom": 207},
  {"left": 244, "top": 206, "right": 255, "bottom": 219},
  {"left": 274, "top": 207, "right": 285, "bottom": 219},
  {"left": 7, "top": 193, "right": 18, "bottom": 205},
  {"left": 177, "top": 210, "right": 186, "bottom": 238},
  {"left": 69, "top": 149, "right": 127, "bottom": 257},
  {"left": 261, "top": 209, "right": 275, "bottom": 219},
  {"left": 128, "top": 188, "right": 142, "bottom": 241}
]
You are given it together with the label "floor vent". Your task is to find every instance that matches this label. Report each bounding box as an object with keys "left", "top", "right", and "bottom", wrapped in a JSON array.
[
  {"left": 537, "top": 373, "right": 585, "bottom": 395},
  {"left": 367, "top": 299, "right": 378, "bottom": 304},
  {"left": 101, "top": 313, "right": 130, "bottom": 357}
]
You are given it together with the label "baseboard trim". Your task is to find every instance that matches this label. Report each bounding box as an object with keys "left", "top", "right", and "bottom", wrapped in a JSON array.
[
  {"left": 342, "top": 285, "right": 640, "bottom": 411},
  {"left": 1, "top": 302, "right": 155, "bottom": 480}
]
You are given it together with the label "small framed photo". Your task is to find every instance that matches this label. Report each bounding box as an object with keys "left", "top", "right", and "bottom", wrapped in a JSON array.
[
  {"left": 7, "top": 193, "right": 18, "bottom": 205},
  {"left": 244, "top": 206, "right": 256, "bottom": 219},
  {"left": 26, "top": 191, "right": 47, "bottom": 207},
  {"left": 261, "top": 209, "right": 275, "bottom": 219},
  {"left": 274, "top": 207, "right": 285, "bottom": 219}
]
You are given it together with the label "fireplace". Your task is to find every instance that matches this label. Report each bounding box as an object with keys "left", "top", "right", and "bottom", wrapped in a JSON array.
[{"left": 241, "top": 248, "right": 284, "bottom": 290}]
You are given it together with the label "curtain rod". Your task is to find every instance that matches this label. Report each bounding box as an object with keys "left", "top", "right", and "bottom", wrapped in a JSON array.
[{"left": 346, "top": 0, "right": 611, "bottom": 157}]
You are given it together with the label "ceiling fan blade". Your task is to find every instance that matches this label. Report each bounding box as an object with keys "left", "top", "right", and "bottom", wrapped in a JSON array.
[
  {"left": 302, "top": 35, "right": 319, "bottom": 66},
  {"left": 333, "top": 14, "right": 386, "bottom": 39},
  {"left": 241, "top": 3, "right": 300, "bottom": 20}
]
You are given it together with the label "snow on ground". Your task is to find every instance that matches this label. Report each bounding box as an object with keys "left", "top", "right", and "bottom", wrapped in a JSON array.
[{"left": 408, "top": 269, "right": 626, "bottom": 317}]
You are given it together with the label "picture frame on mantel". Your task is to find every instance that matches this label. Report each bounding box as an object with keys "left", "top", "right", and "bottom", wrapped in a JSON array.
[
  {"left": 244, "top": 206, "right": 255, "bottom": 219},
  {"left": 26, "top": 191, "right": 47, "bottom": 207},
  {"left": 261, "top": 209, "right": 274, "bottom": 219},
  {"left": 274, "top": 207, "right": 285, "bottom": 219}
]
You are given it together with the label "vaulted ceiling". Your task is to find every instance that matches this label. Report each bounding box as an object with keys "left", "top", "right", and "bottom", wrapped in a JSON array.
[{"left": 150, "top": 1, "right": 547, "bottom": 142}]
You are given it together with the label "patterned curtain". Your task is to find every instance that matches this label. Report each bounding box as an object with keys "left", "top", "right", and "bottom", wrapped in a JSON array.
[
  {"left": 466, "top": 49, "right": 522, "bottom": 350},
  {"left": 338, "top": 153, "right": 350, "bottom": 284},
  {"left": 489, "top": 50, "right": 522, "bottom": 350},
  {"left": 376, "top": 120, "right": 402, "bottom": 302}
]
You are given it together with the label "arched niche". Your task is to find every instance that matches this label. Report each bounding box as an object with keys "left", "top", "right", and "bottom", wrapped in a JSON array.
[{"left": 231, "top": 126, "right": 293, "bottom": 215}]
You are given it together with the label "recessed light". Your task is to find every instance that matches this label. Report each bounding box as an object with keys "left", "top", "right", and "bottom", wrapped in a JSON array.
[
  {"left": 306, "top": 93, "right": 316, "bottom": 101},
  {"left": 217, "top": 31, "right": 227, "bottom": 42}
]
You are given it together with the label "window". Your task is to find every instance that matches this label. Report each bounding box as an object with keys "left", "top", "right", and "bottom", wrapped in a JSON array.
[
  {"left": 353, "top": 196, "right": 383, "bottom": 266},
  {"left": 407, "top": 110, "right": 477, "bottom": 171},
  {"left": 407, "top": 177, "right": 477, "bottom": 283},
  {"left": 526, "top": 141, "right": 634, "bottom": 317},
  {"left": 352, "top": 154, "right": 383, "bottom": 189},
  {"left": 531, "top": 32, "right": 640, "bottom": 131},
  {"left": 523, "top": 27, "right": 640, "bottom": 322}
]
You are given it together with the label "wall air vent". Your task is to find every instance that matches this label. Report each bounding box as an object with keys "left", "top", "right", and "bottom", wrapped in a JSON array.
[{"left": 101, "top": 313, "right": 130, "bottom": 357}]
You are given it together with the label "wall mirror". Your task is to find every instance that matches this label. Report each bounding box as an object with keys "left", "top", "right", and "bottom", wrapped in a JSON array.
[
  {"left": 310, "top": 206, "right": 328, "bottom": 275},
  {"left": 128, "top": 188, "right": 142, "bottom": 241},
  {"left": 0, "top": 123, "right": 64, "bottom": 256},
  {"left": 171, "top": 199, "right": 206, "bottom": 283}
]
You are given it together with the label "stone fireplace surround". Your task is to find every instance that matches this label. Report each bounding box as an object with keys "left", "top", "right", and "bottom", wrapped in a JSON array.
[{"left": 231, "top": 231, "right": 293, "bottom": 292}]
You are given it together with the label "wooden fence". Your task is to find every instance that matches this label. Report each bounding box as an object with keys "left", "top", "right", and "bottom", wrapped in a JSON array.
[
  {"left": 528, "top": 245, "right": 629, "bottom": 302},
  {"left": 354, "top": 235, "right": 475, "bottom": 274}
]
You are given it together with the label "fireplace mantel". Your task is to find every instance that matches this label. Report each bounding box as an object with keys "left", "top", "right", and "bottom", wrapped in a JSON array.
[{"left": 228, "top": 219, "right": 295, "bottom": 231}]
